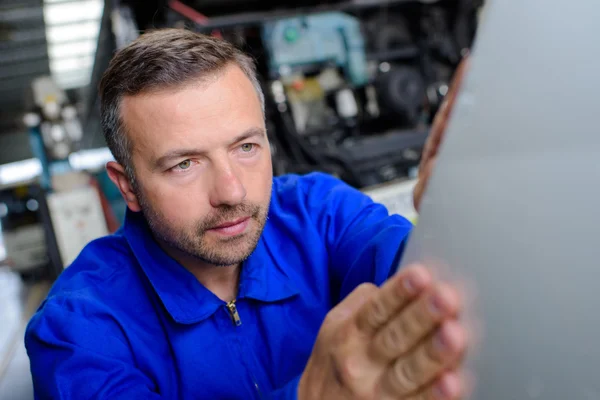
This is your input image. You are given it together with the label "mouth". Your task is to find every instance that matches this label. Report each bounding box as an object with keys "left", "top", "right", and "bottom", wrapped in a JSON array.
[{"left": 208, "top": 217, "right": 251, "bottom": 237}]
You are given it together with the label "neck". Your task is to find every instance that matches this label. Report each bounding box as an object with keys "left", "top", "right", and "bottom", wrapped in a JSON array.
[
  {"left": 156, "top": 238, "right": 240, "bottom": 302},
  {"left": 188, "top": 263, "right": 241, "bottom": 303}
]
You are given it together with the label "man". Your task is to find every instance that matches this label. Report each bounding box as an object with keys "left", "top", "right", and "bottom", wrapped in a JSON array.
[{"left": 25, "top": 29, "right": 469, "bottom": 399}]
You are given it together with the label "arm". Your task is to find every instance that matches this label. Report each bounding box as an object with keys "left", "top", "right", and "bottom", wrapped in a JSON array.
[
  {"left": 264, "top": 174, "right": 412, "bottom": 400},
  {"left": 303, "top": 173, "right": 413, "bottom": 302},
  {"left": 25, "top": 302, "right": 161, "bottom": 400}
]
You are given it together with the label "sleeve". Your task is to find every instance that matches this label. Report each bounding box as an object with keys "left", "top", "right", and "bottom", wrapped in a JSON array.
[
  {"left": 25, "top": 302, "right": 162, "bottom": 400},
  {"left": 303, "top": 173, "right": 414, "bottom": 302}
]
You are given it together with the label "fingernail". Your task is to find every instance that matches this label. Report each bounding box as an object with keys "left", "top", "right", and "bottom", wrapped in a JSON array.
[
  {"left": 434, "top": 330, "right": 447, "bottom": 351},
  {"left": 433, "top": 384, "right": 446, "bottom": 399},
  {"left": 429, "top": 295, "right": 443, "bottom": 316},
  {"left": 435, "top": 374, "right": 460, "bottom": 399},
  {"left": 403, "top": 276, "right": 417, "bottom": 294},
  {"left": 403, "top": 271, "right": 425, "bottom": 294}
]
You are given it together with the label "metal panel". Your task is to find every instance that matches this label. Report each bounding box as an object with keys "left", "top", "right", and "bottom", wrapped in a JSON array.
[
  {"left": 401, "top": 1, "right": 600, "bottom": 399},
  {"left": 1, "top": 27, "right": 46, "bottom": 44},
  {"left": 0, "top": 61, "right": 49, "bottom": 80},
  {"left": 0, "top": 6, "right": 44, "bottom": 23},
  {"left": 0, "top": 44, "right": 48, "bottom": 64},
  {"left": 0, "top": 0, "right": 42, "bottom": 10},
  {"left": 0, "top": 76, "right": 40, "bottom": 92}
]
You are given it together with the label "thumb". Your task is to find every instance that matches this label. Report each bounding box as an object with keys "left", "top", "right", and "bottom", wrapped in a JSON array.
[
  {"left": 421, "top": 56, "right": 471, "bottom": 165},
  {"left": 413, "top": 158, "right": 436, "bottom": 212}
]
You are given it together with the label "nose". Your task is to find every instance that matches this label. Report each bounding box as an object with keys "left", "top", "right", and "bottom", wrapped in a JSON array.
[{"left": 209, "top": 158, "right": 247, "bottom": 208}]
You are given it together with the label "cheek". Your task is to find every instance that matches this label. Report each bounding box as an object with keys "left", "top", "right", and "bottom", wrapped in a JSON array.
[
  {"left": 139, "top": 176, "right": 210, "bottom": 225},
  {"left": 242, "top": 152, "right": 273, "bottom": 204}
]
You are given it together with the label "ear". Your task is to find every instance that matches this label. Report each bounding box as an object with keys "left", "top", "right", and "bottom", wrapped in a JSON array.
[{"left": 106, "top": 161, "right": 141, "bottom": 212}]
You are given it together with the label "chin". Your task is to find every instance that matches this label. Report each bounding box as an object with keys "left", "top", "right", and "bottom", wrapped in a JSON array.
[
  {"left": 198, "top": 229, "right": 262, "bottom": 266},
  {"left": 199, "top": 248, "right": 254, "bottom": 267}
]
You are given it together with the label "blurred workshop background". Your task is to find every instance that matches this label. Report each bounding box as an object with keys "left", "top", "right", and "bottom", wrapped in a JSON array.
[{"left": 0, "top": 0, "right": 483, "bottom": 398}]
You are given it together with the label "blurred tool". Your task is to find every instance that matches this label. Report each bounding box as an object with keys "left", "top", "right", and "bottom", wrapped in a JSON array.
[
  {"left": 262, "top": 12, "right": 368, "bottom": 86},
  {"left": 28, "top": 77, "right": 83, "bottom": 163}
]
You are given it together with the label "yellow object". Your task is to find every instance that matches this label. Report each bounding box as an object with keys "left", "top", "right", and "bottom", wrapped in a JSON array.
[
  {"left": 43, "top": 95, "right": 57, "bottom": 104},
  {"left": 285, "top": 78, "right": 324, "bottom": 102},
  {"left": 14, "top": 185, "right": 29, "bottom": 198}
]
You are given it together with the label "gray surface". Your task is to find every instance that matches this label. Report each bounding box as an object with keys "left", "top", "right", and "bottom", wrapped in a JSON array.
[
  {"left": 400, "top": 1, "right": 600, "bottom": 399},
  {"left": 0, "top": 268, "right": 45, "bottom": 400},
  {"left": 0, "top": 269, "right": 24, "bottom": 364},
  {"left": 0, "top": 340, "right": 34, "bottom": 400}
]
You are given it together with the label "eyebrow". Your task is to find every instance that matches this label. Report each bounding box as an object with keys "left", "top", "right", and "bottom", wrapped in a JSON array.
[{"left": 152, "top": 127, "right": 266, "bottom": 170}]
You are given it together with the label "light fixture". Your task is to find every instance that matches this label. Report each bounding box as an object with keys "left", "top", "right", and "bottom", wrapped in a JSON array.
[
  {"left": 50, "top": 55, "right": 94, "bottom": 73},
  {"left": 43, "top": 0, "right": 103, "bottom": 26},
  {"left": 46, "top": 21, "right": 100, "bottom": 43},
  {"left": 43, "top": 0, "right": 104, "bottom": 90},
  {"left": 0, "top": 159, "right": 43, "bottom": 186},
  {"left": 48, "top": 40, "right": 97, "bottom": 59},
  {"left": 68, "top": 148, "right": 115, "bottom": 171}
]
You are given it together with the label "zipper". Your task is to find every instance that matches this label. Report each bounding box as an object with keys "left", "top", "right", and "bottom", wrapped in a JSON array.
[
  {"left": 254, "top": 382, "right": 262, "bottom": 398},
  {"left": 225, "top": 300, "right": 263, "bottom": 398},
  {"left": 226, "top": 300, "right": 242, "bottom": 326}
]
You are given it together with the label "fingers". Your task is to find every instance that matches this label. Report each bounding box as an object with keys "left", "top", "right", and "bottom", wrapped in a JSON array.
[
  {"left": 420, "top": 56, "right": 471, "bottom": 169},
  {"left": 445, "top": 56, "right": 470, "bottom": 109},
  {"left": 413, "top": 158, "right": 436, "bottom": 212},
  {"left": 382, "top": 320, "right": 466, "bottom": 398},
  {"left": 403, "top": 372, "right": 463, "bottom": 400},
  {"left": 355, "top": 266, "right": 432, "bottom": 335},
  {"left": 434, "top": 56, "right": 470, "bottom": 129},
  {"left": 370, "top": 282, "right": 460, "bottom": 361},
  {"left": 327, "top": 282, "right": 378, "bottom": 325},
  {"left": 414, "top": 56, "right": 470, "bottom": 211}
]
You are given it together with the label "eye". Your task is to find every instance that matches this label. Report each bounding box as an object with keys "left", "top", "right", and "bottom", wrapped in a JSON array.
[
  {"left": 240, "top": 143, "right": 254, "bottom": 153},
  {"left": 175, "top": 160, "right": 192, "bottom": 170}
]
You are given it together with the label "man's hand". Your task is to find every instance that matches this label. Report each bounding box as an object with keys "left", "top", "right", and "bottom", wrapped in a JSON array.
[
  {"left": 413, "top": 57, "right": 470, "bottom": 212},
  {"left": 298, "top": 266, "right": 466, "bottom": 400}
]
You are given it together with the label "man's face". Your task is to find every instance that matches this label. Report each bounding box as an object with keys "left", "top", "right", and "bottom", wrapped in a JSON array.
[{"left": 120, "top": 64, "right": 272, "bottom": 266}]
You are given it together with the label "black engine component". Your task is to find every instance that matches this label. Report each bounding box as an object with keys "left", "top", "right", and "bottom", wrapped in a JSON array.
[
  {"left": 367, "top": 11, "right": 414, "bottom": 52},
  {"left": 326, "top": 130, "right": 428, "bottom": 187},
  {"left": 375, "top": 65, "right": 425, "bottom": 127}
]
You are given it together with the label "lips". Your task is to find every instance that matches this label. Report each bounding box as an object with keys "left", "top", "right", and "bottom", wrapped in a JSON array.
[
  {"left": 205, "top": 217, "right": 252, "bottom": 237},
  {"left": 210, "top": 217, "right": 250, "bottom": 230}
]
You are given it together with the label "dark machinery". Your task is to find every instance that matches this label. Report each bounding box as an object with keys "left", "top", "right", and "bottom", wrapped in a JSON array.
[{"left": 112, "top": 0, "right": 483, "bottom": 188}]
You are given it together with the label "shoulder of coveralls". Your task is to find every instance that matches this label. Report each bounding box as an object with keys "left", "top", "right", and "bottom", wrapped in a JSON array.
[
  {"left": 272, "top": 172, "right": 413, "bottom": 295},
  {"left": 24, "top": 231, "right": 144, "bottom": 350},
  {"left": 39, "top": 231, "right": 137, "bottom": 306},
  {"left": 271, "top": 171, "right": 388, "bottom": 230},
  {"left": 271, "top": 171, "right": 358, "bottom": 208}
]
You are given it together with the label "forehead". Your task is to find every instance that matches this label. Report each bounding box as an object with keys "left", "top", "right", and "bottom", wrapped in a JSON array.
[{"left": 120, "top": 64, "right": 264, "bottom": 161}]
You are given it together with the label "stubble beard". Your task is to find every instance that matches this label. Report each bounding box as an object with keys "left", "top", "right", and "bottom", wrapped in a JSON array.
[{"left": 137, "top": 188, "right": 269, "bottom": 267}]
